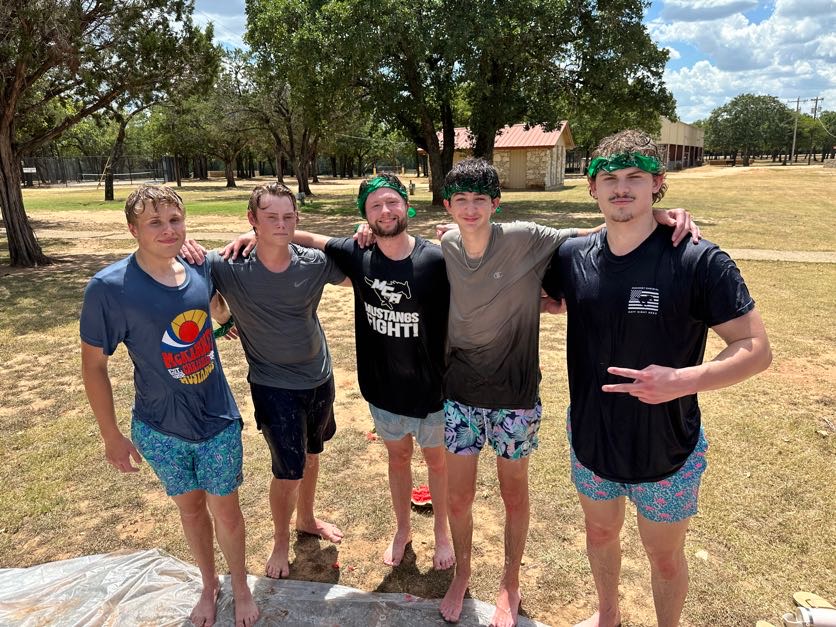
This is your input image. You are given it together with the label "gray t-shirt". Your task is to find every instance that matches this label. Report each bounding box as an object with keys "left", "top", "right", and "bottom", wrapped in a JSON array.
[
  {"left": 207, "top": 246, "right": 345, "bottom": 389},
  {"left": 441, "top": 221, "right": 576, "bottom": 409}
]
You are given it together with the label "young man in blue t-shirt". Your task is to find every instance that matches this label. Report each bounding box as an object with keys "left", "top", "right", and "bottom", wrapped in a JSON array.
[
  {"left": 542, "top": 130, "right": 772, "bottom": 627},
  {"left": 80, "top": 185, "right": 258, "bottom": 627}
]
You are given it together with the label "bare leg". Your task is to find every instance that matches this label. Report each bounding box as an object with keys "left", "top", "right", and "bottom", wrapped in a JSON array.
[
  {"left": 206, "top": 491, "right": 259, "bottom": 627},
  {"left": 637, "top": 513, "right": 690, "bottom": 627},
  {"left": 172, "top": 490, "right": 220, "bottom": 627},
  {"left": 491, "top": 456, "right": 530, "bottom": 627},
  {"left": 574, "top": 494, "right": 625, "bottom": 627},
  {"left": 295, "top": 453, "right": 343, "bottom": 543},
  {"left": 439, "top": 452, "right": 479, "bottom": 623},
  {"left": 382, "top": 435, "right": 414, "bottom": 566},
  {"left": 422, "top": 444, "right": 455, "bottom": 570},
  {"left": 267, "top": 477, "right": 300, "bottom": 578}
]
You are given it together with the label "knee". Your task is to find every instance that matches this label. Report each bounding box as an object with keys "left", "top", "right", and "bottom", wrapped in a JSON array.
[
  {"left": 584, "top": 519, "right": 621, "bottom": 548},
  {"left": 388, "top": 447, "right": 412, "bottom": 470},
  {"left": 447, "top": 488, "right": 475, "bottom": 518},
  {"left": 645, "top": 547, "right": 687, "bottom": 580},
  {"left": 499, "top": 484, "right": 529, "bottom": 512},
  {"left": 422, "top": 451, "right": 446, "bottom": 475}
]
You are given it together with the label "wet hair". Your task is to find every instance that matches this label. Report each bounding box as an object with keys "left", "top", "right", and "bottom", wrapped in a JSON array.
[
  {"left": 357, "top": 173, "right": 407, "bottom": 217},
  {"left": 442, "top": 158, "right": 501, "bottom": 200},
  {"left": 590, "top": 130, "right": 668, "bottom": 203},
  {"left": 124, "top": 185, "right": 184, "bottom": 225},
  {"left": 248, "top": 182, "right": 298, "bottom": 216}
]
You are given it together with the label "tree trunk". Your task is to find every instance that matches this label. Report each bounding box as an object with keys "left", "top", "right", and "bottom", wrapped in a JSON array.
[
  {"left": 275, "top": 148, "right": 284, "bottom": 182},
  {"left": 223, "top": 159, "right": 236, "bottom": 188},
  {"left": 174, "top": 154, "right": 182, "bottom": 187},
  {"left": 0, "top": 130, "right": 52, "bottom": 266},
  {"left": 104, "top": 116, "right": 129, "bottom": 201},
  {"left": 295, "top": 158, "right": 312, "bottom": 196}
]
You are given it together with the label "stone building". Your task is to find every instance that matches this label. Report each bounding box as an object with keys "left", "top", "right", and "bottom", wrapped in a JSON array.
[{"left": 428, "top": 122, "right": 574, "bottom": 190}]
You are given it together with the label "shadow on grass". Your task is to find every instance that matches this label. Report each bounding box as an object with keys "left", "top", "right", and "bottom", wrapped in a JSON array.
[
  {"left": 0, "top": 252, "right": 124, "bottom": 334},
  {"left": 373, "top": 543, "right": 454, "bottom": 600}
]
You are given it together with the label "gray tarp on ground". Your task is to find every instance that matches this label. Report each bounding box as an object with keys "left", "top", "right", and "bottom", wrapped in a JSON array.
[{"left": 0, "top": 549, "right": 548, "bottom": 626}]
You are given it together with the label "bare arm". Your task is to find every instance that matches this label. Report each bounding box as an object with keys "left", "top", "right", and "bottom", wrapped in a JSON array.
[
  {"left": 210, "top": 292, "right": 231, "bottom": 325},
  {"left": 293, "top": 229, "right": 334, "bottom": 251},
  {"left": 603, "top": 309, "right": 772, "bottom": 404},
  {"left": 80, "top": 341, "right": 142, "bottom": 472}
]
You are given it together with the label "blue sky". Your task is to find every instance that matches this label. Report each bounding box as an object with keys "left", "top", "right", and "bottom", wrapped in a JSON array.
[{"left": 193, "top": 0, "right": 836, "bottom": 123}]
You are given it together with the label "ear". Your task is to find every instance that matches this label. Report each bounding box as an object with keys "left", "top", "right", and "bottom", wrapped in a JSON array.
[
  {"left": 588, "top": 178, "right": 598, "bottom": 199},
  {"left": 652, "top": 174, "right": 665, "bottom": 193},
  {"left": 491, "top": 197, "right": 501, "bottom": 211},
  {"left": 247, "top": 210, "right": 258, "bottom": 228},
  {"left": 443, "top": 199, "right": 451, "bottom": 214},
  {"left": 127, "top": 222, "right": 138, "bottom": 239}
]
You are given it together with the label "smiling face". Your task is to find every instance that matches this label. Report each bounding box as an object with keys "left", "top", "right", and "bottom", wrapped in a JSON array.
[
  {"left": 443, "top": 191, "right": 500, "bottom": 235},
  {"left": 589, "top": 167, "right": 665, "bottom": 224},
  {"left": 248, "top": 193, "right": 298, "bottom": 246},
  {"left": 364, "top": 187, "right": 408, "bottom": 237},
  {"left": 128, "top": 201, "right": 186, "bottom": 260}
]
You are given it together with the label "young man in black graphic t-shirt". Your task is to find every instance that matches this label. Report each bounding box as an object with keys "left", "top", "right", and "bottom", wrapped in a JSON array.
[{"left": 542, "top": 130, "right": 772, "bottom": 627}]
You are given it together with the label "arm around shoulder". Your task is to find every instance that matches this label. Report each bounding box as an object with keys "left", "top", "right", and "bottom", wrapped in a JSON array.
[{"left": 293, "top": 229, "right": 333, "bottom": 251}]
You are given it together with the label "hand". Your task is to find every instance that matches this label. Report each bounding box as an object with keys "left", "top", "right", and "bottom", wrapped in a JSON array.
[
  {"left": 655, "top": 208, "right": 701, "bottom": 246},
  {"left": 353, "top": 223, "right": 375, "bottom": 248},
  {"left": 540, "top": 290, "right": 566, "bottom": 315},
  {"left": 103, "top": 433, "right": 142, "bottom": 473},
  {"left": 601, "top": 365, "right": 690, "bottom": 404},
  {"left": 435, "top": 223, "right": 458, "bottom": 240},
  {"left": 180, "top": 239, "right": 207, "bottom": 264},
  {"left": 221, "top": 231, "right": 256, "bottom": 260}
]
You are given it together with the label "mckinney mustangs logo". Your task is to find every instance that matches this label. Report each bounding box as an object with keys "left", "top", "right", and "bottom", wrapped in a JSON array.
[
  {"left": 365, "top": 277, "right": 411, "bottom": 309},
  {"left": 628, "top": 287, "right": 660, "bottom": 315},
  {"left": 363, "top": 277, "right": 419, "bottom": 338},
  {"left": 160, "top": 309, "right": 217, "bottom": 384}
]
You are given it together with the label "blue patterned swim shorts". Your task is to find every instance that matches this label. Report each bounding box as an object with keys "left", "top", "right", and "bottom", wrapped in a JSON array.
[
  {"left": 444, "top": 399, "right": 542, "bottom": 460},
  {"left": 132, "top": 419, "right": 243, "bottom": 497}
]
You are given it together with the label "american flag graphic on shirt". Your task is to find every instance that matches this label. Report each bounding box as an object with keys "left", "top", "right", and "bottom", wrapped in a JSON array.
[{"left": 628, "top": 287, "right": 659, "bottom": 314}]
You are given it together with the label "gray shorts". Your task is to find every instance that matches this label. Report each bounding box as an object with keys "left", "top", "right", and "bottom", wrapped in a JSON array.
[{"left": 369, "top": 404, "right": 445, "bottom": 449}]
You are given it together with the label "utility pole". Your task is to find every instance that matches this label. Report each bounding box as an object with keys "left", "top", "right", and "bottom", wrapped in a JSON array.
[
  {"left": 790, "top": 97, "right": 801, "bottom": 165},
  {"left": 808, "top": 96, "right": 823, "bottom": 165}
]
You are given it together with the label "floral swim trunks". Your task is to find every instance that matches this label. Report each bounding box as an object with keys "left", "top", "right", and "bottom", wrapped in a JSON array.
[
  {"left": 568, "top": 416, "right": 708, "bottom": 523},
  {"left": 444, "top": 399, "right": 542, "bottom": 460},
  {"left": 132, "top": 419, "right": 243, "bottom": 497}
]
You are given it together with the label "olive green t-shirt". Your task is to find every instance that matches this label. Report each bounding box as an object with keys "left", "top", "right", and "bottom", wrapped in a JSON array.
[{"left": 441, "top": 221, "right": 577, "bottom": 409}]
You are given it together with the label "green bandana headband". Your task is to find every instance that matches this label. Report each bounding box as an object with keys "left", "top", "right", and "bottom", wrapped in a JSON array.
[
  {"left": 357, "top": 176, "right": 416, "bottom": 218},
  {"left": 587, "top": 152, "right": 663, "bottom": 178},
  {"left": 441, "top": 183, "right": 501, "bottom": 201}
]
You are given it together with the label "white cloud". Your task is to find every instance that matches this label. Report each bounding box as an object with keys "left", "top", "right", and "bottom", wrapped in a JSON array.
[
  {"left": 650, "top": 1, "right": 836, "bottom": 119},
  {"left": 666, "top": 46, "right": 682, "bottom": 60},
  {"left": 660, "top": 0, "right": 759, "bottom": 22}
]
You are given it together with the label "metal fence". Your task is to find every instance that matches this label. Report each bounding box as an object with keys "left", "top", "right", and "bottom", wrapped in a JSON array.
[{"left": 19, "top": 155, "right": 170, "bottom": 187}]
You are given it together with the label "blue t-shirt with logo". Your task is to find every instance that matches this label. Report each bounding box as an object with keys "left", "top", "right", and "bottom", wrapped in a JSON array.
[{"left": 80, "top": 254, "right": 241, "bottom": 442}]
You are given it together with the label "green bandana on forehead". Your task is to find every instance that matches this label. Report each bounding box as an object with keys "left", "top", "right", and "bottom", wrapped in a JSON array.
[
  {"left": 441, "top": 183, "right": 501, "bottom": 201},
  {"left": 587, "top": 152, "right": 663, "bottom": 178},
  {"left": 357, "top": 176, "right": 411, "bottom": 217}
]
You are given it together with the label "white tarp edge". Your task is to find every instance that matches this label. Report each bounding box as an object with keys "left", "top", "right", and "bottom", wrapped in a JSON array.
[{"left": 0, "top": 549, "right": 549, "bottom": 626}]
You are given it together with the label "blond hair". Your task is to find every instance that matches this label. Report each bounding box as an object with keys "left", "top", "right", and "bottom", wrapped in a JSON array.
[{"left": 124, "top": 185, "right": 185, "bottom": 225}]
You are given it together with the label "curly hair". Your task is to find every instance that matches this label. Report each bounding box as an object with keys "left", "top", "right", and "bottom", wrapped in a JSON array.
[
  {"left": 591, "top": 130, "right": 668, "bottom": 203},
  {"left": 124, "top": 185, "right": 184, "bottom": 225},
  {"left": 442, "top": 158, "right": 501, "bottom": 200}
]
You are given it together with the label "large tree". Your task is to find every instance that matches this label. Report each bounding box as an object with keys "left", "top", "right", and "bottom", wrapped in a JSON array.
[
  {"left": 0, "top": 0, "right": 215, "bottom": 267},
  {"left": 704, "top": 94, "right": 793, "bottom": 165}
]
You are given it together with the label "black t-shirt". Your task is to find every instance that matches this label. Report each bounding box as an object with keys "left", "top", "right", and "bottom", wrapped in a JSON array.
[
  {"left": 325, "top": 236, "right": 449, "bottom": 418},
  {"left": 542, "top": 225, "right": 755, "bottom": 483}
]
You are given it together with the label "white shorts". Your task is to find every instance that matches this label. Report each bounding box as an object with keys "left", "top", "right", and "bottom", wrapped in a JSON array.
[{"left": 369, "top": 404, "right": 445, "bottom": 449}]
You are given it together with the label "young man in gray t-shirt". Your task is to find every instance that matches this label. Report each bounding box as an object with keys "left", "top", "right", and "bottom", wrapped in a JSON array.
[{"left": 197, "top": 184, "right": 349, "bottom": 580}]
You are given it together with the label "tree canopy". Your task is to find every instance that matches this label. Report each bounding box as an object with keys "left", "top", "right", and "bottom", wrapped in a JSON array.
[
  {"left": 703, "top": 94, "right": 794, "bottom": 164},
  {"left": 1, "top": 0, "right": 216, "bottom": 266}
]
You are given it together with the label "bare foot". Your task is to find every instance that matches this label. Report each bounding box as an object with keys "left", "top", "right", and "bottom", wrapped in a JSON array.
[
  {"left": 491, "top": 585, "right": 521, "bottom": 627},
  {"left": 383, "top": 529, "right": 412, "bottom": 566},
  {"left": 296, "top": 517, "right": 344, "bottom": 544},
  {"left": 232, "top": 583, "right": 259, "bottom": 627},
  {"left": 190, "top": 578, "right": 219, "bottom": 626},
  {"left": 439, "top": 572, "right": 469, "bottom": 623},
  {"left": 573, "top": 610, "right": 622, "bottom": 627},
  {"left": 432, "top": 534, "right": 455, "bottom": 570},
  {"left": 266, "top": 536, "right": 290, "bottom": 579}
]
